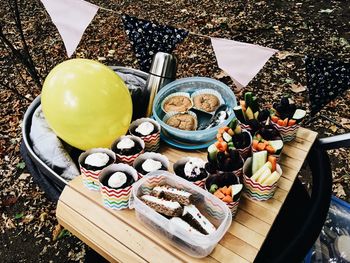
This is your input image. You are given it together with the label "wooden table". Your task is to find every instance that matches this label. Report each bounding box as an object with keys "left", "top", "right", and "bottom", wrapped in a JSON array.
[{"left": 56, "top": 127, "right": 317, "bottom": 263}]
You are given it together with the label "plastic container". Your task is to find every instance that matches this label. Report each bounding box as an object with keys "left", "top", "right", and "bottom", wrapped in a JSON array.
[
  {"left": 130, "top": 171, "right": 232, "bottom": 258},
  {"left": 152, "top": 77, "right": 237, "bottom": 143}
]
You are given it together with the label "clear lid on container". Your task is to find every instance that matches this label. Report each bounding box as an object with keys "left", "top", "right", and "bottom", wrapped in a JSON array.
[{"left": 130, "top": 171, "right": 232, "bottom": 248}]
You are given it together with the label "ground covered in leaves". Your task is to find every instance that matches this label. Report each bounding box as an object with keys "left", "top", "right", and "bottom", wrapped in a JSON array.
[{"left": 0, "top": 0, "right": 349, "bottom": 262}]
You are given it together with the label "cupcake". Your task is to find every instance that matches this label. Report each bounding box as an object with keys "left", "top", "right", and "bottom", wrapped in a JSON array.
[
  {"left": 162, "top": 92, "right": 193, "bottom": 113},
  {"left": 129, "top": 118, "right": 161, "bottom": 152},
  {"left": 191, "top": 89, "right": 223, "bottom": 113},
  {"left": 133, "top": 152, "right": 169, "bottom": 178},
  {"left": 173, "top": 157, "right": 208, "bottom": 188},
  {"left": 78, "top": 148, "right": 116, "bottom": 191},
  {"left": 163, "top": 111, "right": 198, "bottom": 131},
  {"left": 99, "top": 163, "right": 138, "bottom": 210},
  {"left": 205, "top": 172, "right": 243, "bottom": 217},
  {"left": 111, "top": 135, "right": 145, "bottom": 165}
]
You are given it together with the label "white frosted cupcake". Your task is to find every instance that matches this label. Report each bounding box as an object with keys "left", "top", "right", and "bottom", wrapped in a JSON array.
[{"left": 129, "top": 118, "right": 161, "bottom": 152}]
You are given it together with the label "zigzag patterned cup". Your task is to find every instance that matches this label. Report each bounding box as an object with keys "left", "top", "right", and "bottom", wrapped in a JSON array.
[
  {"left": 173, "top": 157, "right": 209, "bottom": 188},
  {"left": 271, "top": 122, "right": 299, "bottom": 142},
  {"left": 78, "top": 148, "right": 116, "bottom": 191},
  {"left": 205, "top": 172, "right": 242, "bottom": 217},
  {"left": 242, "top": 157, "right": 282, "bottom": 201},
  {"left": 129, "top": 118, "right": 161, "bottom": 152},
  {"left": 99, "top": 163, "right": 139, "bottom": 210},
  {"left": 111, "top": 135, "right": 145, "bottom": 165},
  {"left": 236, "top": 130, "right": 252, "bottom": 160}
]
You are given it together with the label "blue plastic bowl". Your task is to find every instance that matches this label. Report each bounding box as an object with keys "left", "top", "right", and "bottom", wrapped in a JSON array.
[{"left": 152, "top": 77, "right": 237, "bottom": 143}]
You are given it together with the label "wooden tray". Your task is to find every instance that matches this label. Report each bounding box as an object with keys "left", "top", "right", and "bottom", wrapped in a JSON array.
[{"left": 56, "top": 127, "right": 317, "bottom": 263}]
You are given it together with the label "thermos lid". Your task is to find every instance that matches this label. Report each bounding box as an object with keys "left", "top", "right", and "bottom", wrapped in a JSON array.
[{"left": 149, "top": 52, "right": 177, "bottom": 79}]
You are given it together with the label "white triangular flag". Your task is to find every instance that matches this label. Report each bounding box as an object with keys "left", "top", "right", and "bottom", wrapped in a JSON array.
[
  {"left": 41, "top": 0, "right": 99, "bottom": 57},
  {"left": 211, "top": 37, "right": 278, "bottom": 88}
]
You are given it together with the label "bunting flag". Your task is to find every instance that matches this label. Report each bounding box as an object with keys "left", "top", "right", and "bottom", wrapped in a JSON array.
[
  {"left": 211, "top": 38, "right": 278, "bottom": 89},
  {"left": 306, "top": 56, "right": 350, "bottom": 115},
  {"left": 41, "top": 0, "right": 99, "bottom": 57},
  {"left": 121, "top": 14, "right": 189, "bottom": 71}
]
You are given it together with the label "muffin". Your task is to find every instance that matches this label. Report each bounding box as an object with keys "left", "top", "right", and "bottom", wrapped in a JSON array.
[
  {"left": 164, "top": 112, "right": 197, "bottom": 131},
  {"left": 99, "top": 163, "right": 139, "bottom": 210},
  {"left": 111, "top": 135, "right": 145, "bottom": 165},
  {"left": 129, "top": 118, "right": 161, "bottom": 152},
  {"left": 162, "top": 92, "right": 193, "bottom": 113},
  {"left": 173, "top": 157, "right": 208, "bottom": 188},
  {"left": 133, "top": 152, "right": 169, "bottom": 178},
  {"left": 78, "top": 148, "right": 116, "bottom": 191},
  {"left": 191, "top": 89, "right": 223, "bottom": 113}
]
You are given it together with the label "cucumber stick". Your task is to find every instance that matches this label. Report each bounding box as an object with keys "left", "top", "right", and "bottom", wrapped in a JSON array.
[
  {"left": 261, "top": 171, "right": 281, "bottom": 186},
  {"left": 233, "top": 106, "right": 246, "bottom": 123},
  {"left": 256, "top": 169, "right": 272, "bottom": 184},
  {"left": 244, "top": 92, "right": 253, "bottom": 108},
  {"left": 208, "top": 144, "right": 218, "bottom": 163},
  {"left": 252, "top": 151, "right": 268, "bottom": 175}
]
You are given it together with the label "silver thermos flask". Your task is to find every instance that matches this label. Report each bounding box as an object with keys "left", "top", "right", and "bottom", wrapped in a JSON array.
[{"left": 145, "top": 52, "right": 177, "bottom": 117}]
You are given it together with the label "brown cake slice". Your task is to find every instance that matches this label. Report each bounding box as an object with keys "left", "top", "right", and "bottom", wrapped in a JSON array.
[
  {"left": 151, "top": 185, "right": 193, "bottom": 206},
  {"left": 182, "top": 204, "right": 216, "bottom": 235},
  {"left": 141, "top": 195, "right": 183, "bottom": 217}
]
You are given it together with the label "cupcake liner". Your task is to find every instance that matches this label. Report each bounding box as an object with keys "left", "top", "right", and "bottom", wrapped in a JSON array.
[
  {"left": 133, "top": 152, "right": 170, "bottom": 179},
  {"left": 236, "top": 130, "right": 252, "bottom": 160},
  {"left": 99, "top": 163, "right": 138, "bottom": 210},
  {"left": 111, "top": 135, "right": 145, "bottom": 165},
  {"left": 191, "top": 88, "right": 224, "bottom": 114},
  {"left": 271, "top": 122, "right": 299, "bottom": 142},
  {"left": 129, "top": 118, "right": 161, "bottom": 152},
  {"left": 173, "top": 157, "right": 208, "bottom": 188},
  {"left": 78, "top": 148, "right": 116, "bottom": 191},
  {"left": 163, "top": 111, "right": 198, "bottom": 131},
  {"left": 242, "top": 157, "right": 282, "bottom": 201},
  {"left": 161, "top": 92, "right": 193, "bottom": 113}
]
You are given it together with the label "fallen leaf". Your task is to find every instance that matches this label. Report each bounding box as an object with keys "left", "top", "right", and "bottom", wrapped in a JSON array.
[
  {"left": 39, "top": 212, "right": 48, "bottom": 222},
  {"left": 329, "top": 125, "right": 338, "bottom": 133},
  {"left": 319, "top": 9, "right": 334, "bottom": 14},
  {"left": 14, "top": 213, "right": 24, "bottom": 219},
  {"left": 290, "top": 83, "right": 306, "bottom": 93},
  {"left": 52, "top": 224, "right": 62, "bottom": 241},
  {"left": 18, "top": 173, "right": 30, "bottom": 180},
  {"left": 276, "top": 51, "right": 293, "bottom": 60},
  {"left": 2, "top": 196, "right": 18, "bottom": 206},
  {"left": 285, "top": 78, "right": 294, "bottom": 84},
  {"left": 22, "top": 214, "right": 35, "bottom": 224},
  {"left": 16, "top": 161, "right": 26, "bottom": 169},
  {"left": 57, "top": 229, "right": 70, "bottom": 240},
  {"left": 214, "top": 71, "right": 228, "bottom": 79},
  {"left": 6, "top": 219, "right": 16, "bottom": 229},
  {"left": 333, "top": 183, "right": 346, "bottom": 197}
]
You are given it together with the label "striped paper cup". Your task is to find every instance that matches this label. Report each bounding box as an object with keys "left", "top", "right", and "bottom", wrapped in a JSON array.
[
  {"left": 133, "top": 152, "right": 170, "bottom": 179},
  {"left": 271, "top": 122, "right": 299, "bottom": 142},
  {"left": 205, "top": 172, "right": 242, "bottom": 217},
  {"left": 78, "top": 148, "right": 116, "bottom": 191},
  {"left": 129, "top": 118, "right": 161, "bottom": 152},
  {"left": 236, "top": 130, "right": 252, "bottom": 160},
  {"left": 111, "top": 135, "right": 145, "bottom": 165},
  {"left": 240, "top": 123, "right": 252, "bottom": 133},
  {"left": 242, "top": 157, "right": 282, "bottom": 201},
  {"left": 173, "top": 157, "right": 208, "bottom": 188},
  {"left": 99, "top": 163, "right": 139, "bottom": 210}
]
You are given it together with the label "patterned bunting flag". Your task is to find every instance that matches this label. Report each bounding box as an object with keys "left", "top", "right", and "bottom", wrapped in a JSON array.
[
  {"left": 121, "top": 14, "right": 189, "bottom": 71},
  {"left": 211, "top": 37, "right": 278, "bottom": 88},
  {"left": 306, "top": 56, "right": 350, "bottom": 115},
  {"left": 41, "top": 0, "right": 99, "bottom": 57}
]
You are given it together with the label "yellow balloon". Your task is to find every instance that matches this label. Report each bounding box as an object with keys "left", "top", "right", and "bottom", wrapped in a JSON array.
[{"left": 41, "top": 59, "right": 132, "bottom": 150}]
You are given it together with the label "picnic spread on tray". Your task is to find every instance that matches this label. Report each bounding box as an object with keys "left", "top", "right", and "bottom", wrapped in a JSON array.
[{"left": 74, "top": 76, "right": 307, "bottom": 258}]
